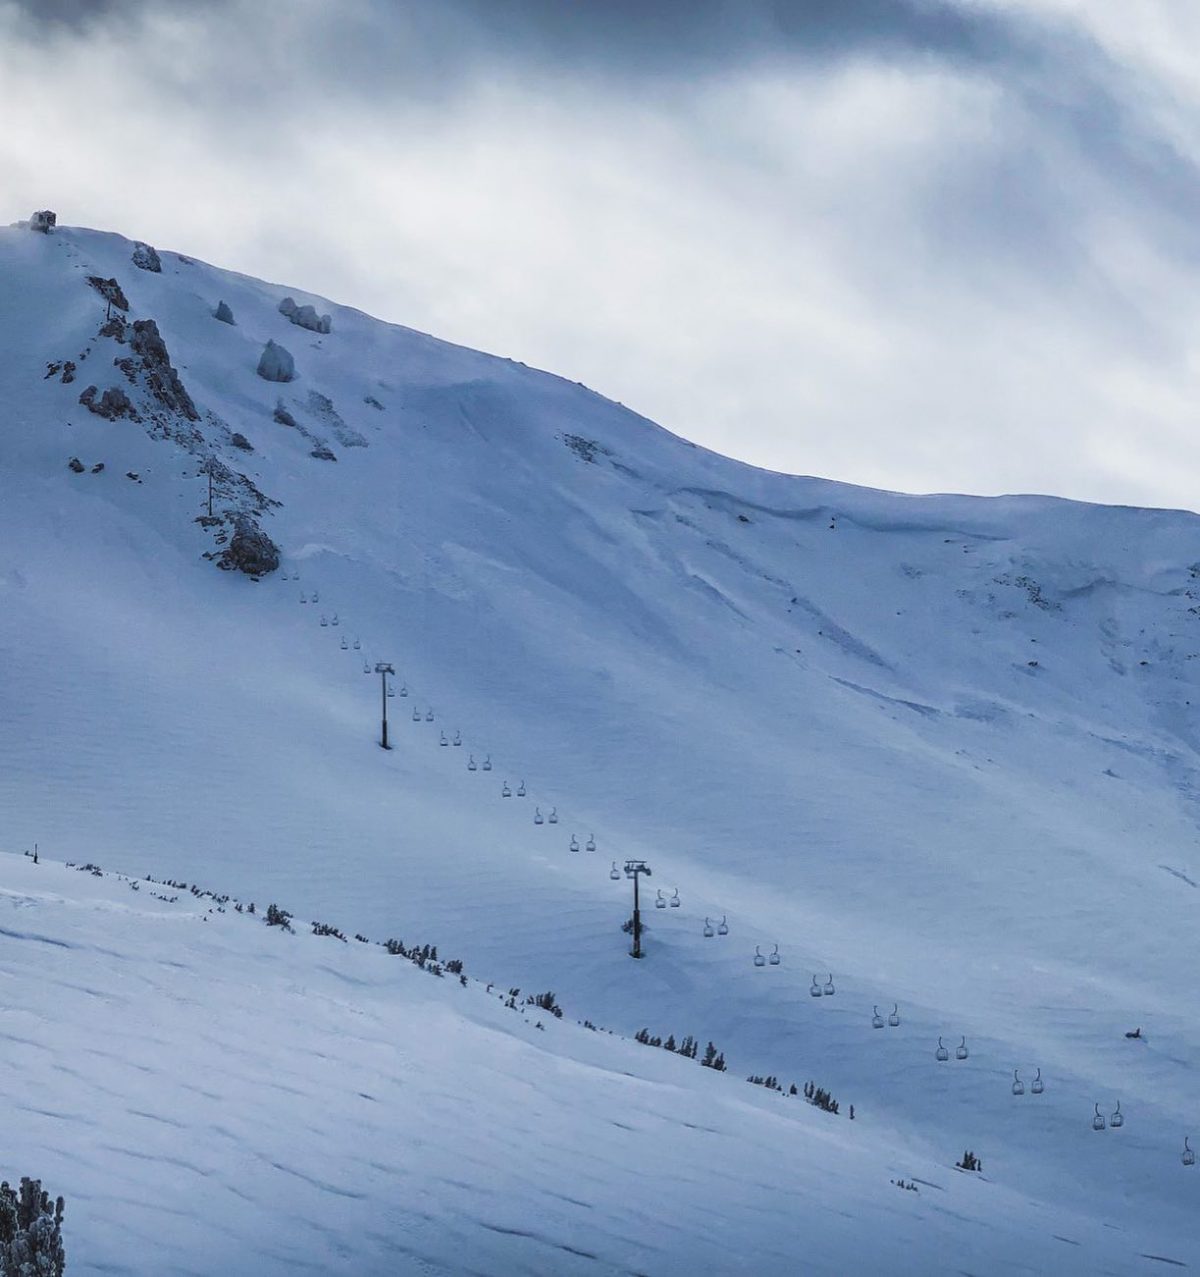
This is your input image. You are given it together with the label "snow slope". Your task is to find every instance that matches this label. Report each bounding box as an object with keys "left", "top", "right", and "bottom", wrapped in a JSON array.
[{"left": 1, "top": 219, "right": 1198, "bottom": 1271}]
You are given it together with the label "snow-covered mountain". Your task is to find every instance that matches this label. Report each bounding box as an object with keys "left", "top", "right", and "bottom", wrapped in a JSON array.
[{"left": 2, "top": 216, "right": 1198, "bottom": 1274}]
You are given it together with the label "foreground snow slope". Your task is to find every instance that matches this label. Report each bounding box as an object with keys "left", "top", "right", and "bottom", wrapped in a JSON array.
[
  {"left": 0, "top": 854, "right": 1178, "bottom": 1277},
  {"left": 0, "top": 220, "right": 1198, "bottom": 1267}
]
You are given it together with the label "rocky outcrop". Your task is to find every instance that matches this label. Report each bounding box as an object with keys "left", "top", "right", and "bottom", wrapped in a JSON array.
[
  {"left": 29, "top": 210, "right": 56, "bottom": 233},
  {"left": 213, "top": 300, "right": 235, "bottom": 325},
  {"left": 132, "top": 242, "right": 162, "bottom": 272},
  {"left": 87, "top": 276, "right": 129, "bottom": 311},
  {"left": 79, "top": 385, "right": 135, "bottom": 420},
  {"left": 218, "top": 516, "right": 280, "bottom": 577},
  {"left": 129, "top": 319, "right": 198, "bottom": 420},
  {"left": 279, "top": 296, "right": 331, "bottom": 334},
  {"left": 257, "top": 340, "right": 295, "bottom": 383},
  {"left": 229, "top": 432, "right": 253, "bottom": 451}
]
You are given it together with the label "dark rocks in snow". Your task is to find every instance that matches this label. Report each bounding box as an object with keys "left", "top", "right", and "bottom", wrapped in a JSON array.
[
  {"left": 129, "top": 318, "right": 198, "bottom": 419},
  {"left": 28, "top": 209, "right": 57, "bottom": 232},
  {"left": 132, "top": 241, "right": 162, "bottom": 272},
  {"left": 279, "top": 296, "right": 331, "bottom": 334},
  {"left": 44, "top": 360, "right": 76, "bottom": 382},
  {"left": 273, "top": 401, "right": 298, "bottom": 428},
  {"left": 229, "top": 431, "right": 254, "bottom": 452},
  {"left": 309, "top": 444, "right": 337, "bottom": 462},
  {"left": 218, "top": 515, "right": 280, "bottom": 577},
  {"left": 67, "top": 457, "right": 85, "bottom": 473},
  {"left": 91, "top": 462, "right": 105, "bottom": 473},
  {"left": 79, "top": 384, "right": 135, "bottom": 420},
  {"left": 126, "top": 471, "right": 142, "bottom": 483},
  {"left": 99, "top": 316, "right": 128, "bottom": 342},
  {"left": 363, "top": 394, "right": 383, "bottom": 410},
  {"left": 86, "top": 275, "right": 129, "bottom": 311},
  {"left": 213, "top": 300, "right": 235, "bottom": 325},
  {"left": 257, "top": 339, "right": 295, "bottom": 383}
]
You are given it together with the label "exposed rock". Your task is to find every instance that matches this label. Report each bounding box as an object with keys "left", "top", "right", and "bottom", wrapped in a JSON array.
[
  {"left": 60, "top": 361, "right": 76, "bottom": 384},
  {"left": 29, "top": 210, "right": 56, "bottom": 233},
  {"left": 279, "top": 296, "right": 331, "bottom": 333},
  {"left": 309, "top": 444, "right": 337, "bottom": 462},
  {"left": 364, "top": 394, "right": 383, "bottom": 410},
  {"left": 132, "top": 242, "right": 162, "bottom": 272},
  {"left": 67, "top": 457, "right": 84, "bottom": 473},
  {"left": 99, "top": 317, "right": 128, "bottom": 342},
  {"left": 273, "top": 400, "right": 298, "bottom": 428},
  {"left": 129, "top": 319, "right": 198, "bottom": 420},
  {"left": 126, "top": 471, "right": 142, "bottom": 483},
  {"left": 86, "top": 276, "right": 129, "bottom": 311},
  {"left": 257, "top": 340, "right": 295, "bottom": 383},
  {"left": 79, "top": 385, "right": 135, "bottom": 420},
  {"left": 91, "top": 462, "right": 105, "bottom": 473},
  {"left": 213, "top": 300, "right": 235, "bottom": 325},
  {"left": 218, "top": 516, "right": 280, "bottom": 577},
  {"left": 229, "top": 432, "right": 253, "bottom": 452}
]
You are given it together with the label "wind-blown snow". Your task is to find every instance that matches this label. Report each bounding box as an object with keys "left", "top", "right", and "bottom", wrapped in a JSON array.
[{"left": 0, "top": 221, "right": 1197, "bottom": 1273}]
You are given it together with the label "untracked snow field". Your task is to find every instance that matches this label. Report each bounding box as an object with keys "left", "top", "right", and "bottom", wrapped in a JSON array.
[{"left": 0, "top": 221, "right": 1198, "bottom": 1271}]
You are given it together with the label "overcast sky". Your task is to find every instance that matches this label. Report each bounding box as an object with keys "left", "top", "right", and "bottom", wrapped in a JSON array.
[{"left": 4, "top": 0, "right": 1200, "bottom": 510}]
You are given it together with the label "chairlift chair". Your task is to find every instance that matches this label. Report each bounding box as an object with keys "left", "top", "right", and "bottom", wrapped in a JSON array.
[
  {"left": 439, "top": 732, "right": 448, "bottom": 746},
  {"left": 717, "top": 916, "right": 729, "bottom": 936},
  {"left": 1093, "top": 1103, "right": 1106, "bottom": 1131},
  {"left": 482, "top": 755, "right": 492, "bottom": 771},
  {"left": 810, "top": 976, "right": 823, "bottom": 998},
  {"left": 363, "top": 661, "right": 371, "bottom": 674},
  {"left": 823, "top": 973, "right": 835, "bottom": 996},
  {"left": 1183, "top": 1137, "right": 1196, "bottom": 1167},
  {"left": 703, "top": 918, "right": 715, "bottom": 938},
  {"left": 548, "top": 807, "right": 558, "bottom": 824},
  {"left": 320, "top": 615, "right": 328, "bottom": 627},
  {"left": 872, "top": 1006, "right": 884, "bottom": 1029},
  {"left": 670, "top": 888, "right": 680, "bottom": 908},
  {"left": 766, "top": 943, "right": 780, "bottom": 965},
  {"left": 1110, "top": 1101, "right": 1124, "bottom": 1129},
  {"left": 585, "top": 834, "right": 595, "bottom": 852},
  {"left": 467, "top": 755, "right": 477, "bottom": 771},
  {"left": 1012, "top": 1070, "right": 1025, "bottom": 1096},
  {"left": 534, "top": 808, "right": 544, "bottom": 825},
  {"left": 936, "top": 1037, "right": 950, "bottom": 1062},
  {"left": 425, "top": 709, "right": 434, "bottom": 722},
  {"left": 300, "top": 592, "right": 308, "bottom": 604},
  {"left": 331, "top": 614, "right": 339, "bottom": 626},
  {"left": 517, "top": 780, "right": 526, "bottom": 795},
  {"left": 754, "top": 946, "right": 766, "bottom": 968},
  {"left": 340, "top": 637, "right": 348, "bottom": 650},
  {"left": 311, "top": 591, "right": 319, "bottom": 603},
  {"left": 353, "top": 638, "right": 361, "bottom": 650},
  {"left": 655, "top": 890, "right": 666, "bottom": 909},
  {"left": 501, "top": 782, "right": 511, "bottom": 797},
  {"left": 399, "top": 684, "right": 408, "bottom": 697},
  {"left": 569, "top": 836, "right": 579, "bottom": 852},
  {"left": 888, "top": 1004, "right": 900, "bottom": 1027},
  {"left": 956, "top": 1036, "right": 969, "bottom": 1060},
  {"left": 453, "top": 731, "right": 462, "bottom": 746},
  {"left": 1031, "top": 1068, "right": 1044, "bottom": 1095},
  {"left": 387, "top": 684, "right": 395, "bottom": 697},
  {"left": 610, "top": 861, "right": 621, "bottom": 881},
  {"left": 412, "top": 707, "right": 421, "bottom": 722}
]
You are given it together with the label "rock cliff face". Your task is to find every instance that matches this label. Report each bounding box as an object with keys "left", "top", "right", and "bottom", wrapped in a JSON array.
[{"left": 218, "top": 515, "right": 280, "bottom": 577}]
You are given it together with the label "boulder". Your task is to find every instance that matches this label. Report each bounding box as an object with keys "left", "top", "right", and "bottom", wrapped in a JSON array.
[
  {"left": 213, "top": 300, "right": 235, "bottom": 325},
  {"left": 132, "top": 242, "right": 162, "bottom": 272},
  {"left": 279, "top": 296, "right": 331, "bottom": 333},
  {"left": 257, "top": 340, "right": 295, "bottom": 383},
  {"left": 219, "top": 516, "right": 280, "bottom": 577}
]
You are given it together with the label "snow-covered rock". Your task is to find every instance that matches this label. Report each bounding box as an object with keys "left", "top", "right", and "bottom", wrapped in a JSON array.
[
  {"left": 256, "top": 339, "right": 295, "bottom": 382},
  {"left": 131, "top": 241, "right": 161, "bottom": 272},
  {"left": 218, "top": 515, "right": 280, "bottom": 577},
  {"left": 279, "top": 296, "right": 332, "bottom": 333}
]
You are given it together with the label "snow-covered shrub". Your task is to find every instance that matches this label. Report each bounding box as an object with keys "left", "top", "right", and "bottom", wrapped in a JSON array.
[
  {"left": 0, "top": 1176, "right": 66, "bottom": 1276},
  {"left": 213, "top": 300, "right": 235, "bottom": 325},
  {"left": 132, "top": 241, "right": 162, "bottom": 272},
  {"left": 28, "top": 210, "right": 56, "bottom": 233},
  {"left": 956, "top": 1150, "right": 982, "bottom": 1173},
  {"left": 265, "top": 903, "right": 292, "bottom": 930},
  {"left": 257, "top": 340, "right": 295, "bottom": 383}
]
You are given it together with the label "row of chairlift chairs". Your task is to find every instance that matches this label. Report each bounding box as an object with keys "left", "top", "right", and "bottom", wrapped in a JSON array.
[{"left": 307, "top": 570, "right": 1200, "bottom": 1168}]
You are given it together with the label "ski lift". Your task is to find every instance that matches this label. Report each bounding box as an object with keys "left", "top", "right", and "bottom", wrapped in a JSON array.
[
  {"left": 810, "top": 976, "right": 823, "bottom": 998},
  {"left": 467, "top": 755, "right": 477, "bottom": 771},
  {"left": 610, "top": 861, "right": 621, "bottom": 881},
  {"left": 517, "top": 780, "right": 526, "bottom": 795},
  {"left": 412, "top": 706, "right": 421, "bottom": 722},
  {"left": 1012, "top": 1069, "right": 1025, "bottom": 1097},
  {"left": 501, "top": 782, "right": 511, "bottom": 797},
  {"left": 439, "top": 732, "right": 448, "bottom": 746},
  {"left": 453, "top": 731, "right": 462, "bottom": 746},
  {"left": 311, "top": 591, "right": 319, "bottom": 603},
  {"left": 425, "top": 709, "right": 434, "bottom": 722},
  {"left": 670, "top": 888, "right": 681, "bottom": 908},
  {"left": 331, "top": 614, "right": 339, "bottom": 626},
  {"left": 585, "top": 834, "right": 595, "bottom": 852},
  {"left": 363, "top": 661, "right": 371, "bottom": 674},
  {"left": 955, "top": 1036, "right": 969, "bottom": 1061},
  {"left": 320, "top": 615, "right": 328, "bottom": 627},
  {"left": 655, "top": 890, "right": 666, "bottom": 909},
  {"left": 399, "top": 684, "right": 408, "bottom": 697},
  {"left": 482, "top": 755, "right": 492, "bottom": 771},
  {"left": 872, "top": 1006, "right": 884, "bottom": 1029},
  {"left": 1092, "top": 1103, "right": 1106, "bottom": 1132},
  {"left": 569, "top": 835, "right": 579, "bottom": 852},
  {"left": 534, "top": 808, "right": 544, "bottom": 825},
  {"left": 703, "top": 917, "right": 715, "bottom": 938},
  {"left": 754, "top": 946, "right": 766, "bottom": 968},
  {"left": 353, "top": 638, "right": 361, "bottom": 650},
  {"left": 823, "top": 973, "right": 835, "bottom": 996},
  {"left": 387, "top": 684, "right": 395, "bottom": 697},
  {"left": 888, "top": 1004, "right": 900, "bottom": 1027},
  {"left": 768, "top": 943, "right": 780, "bottom": 965},
  {"left": 548, "top": 807, "right": 558, "bottom": 824},
  {"left": 1110, "top": 1101, "right": 1124, "bottom": 1129},
  {"left": 717, "top": 916, "right": 729, "bottom": 936},
  {"left": 936, "top": 1037, "right": 950, "bottom": 1062},
  {"left": 1183, "top": 1137, "right": 1196, "bottom": 1167},
  {"left": 1031, "top": 1068, "right": 1044, "bottom": 1095},
  {"left": 300, "top": 592, "right": 308, "bottom": 603},
  {"left": 340, "top": 637, "right": 348, "bottom": 650}
]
